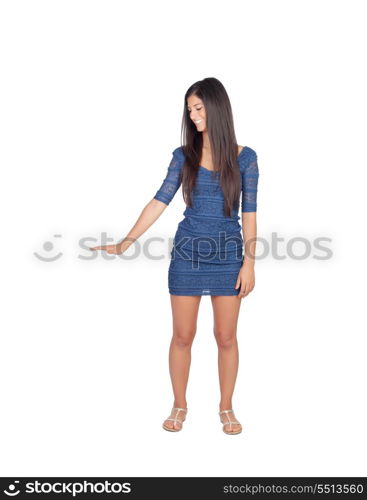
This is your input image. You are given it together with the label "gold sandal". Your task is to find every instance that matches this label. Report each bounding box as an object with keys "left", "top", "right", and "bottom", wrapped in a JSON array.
[
  {"left": 219, "top": 409, "right": 242, "bottom": 435},
  {"left": 162, "top": 407, "right": 188, "bottom": 432}
]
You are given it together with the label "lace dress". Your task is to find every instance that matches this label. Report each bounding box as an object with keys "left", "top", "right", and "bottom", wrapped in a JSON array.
[{"left": 153, "top": 146, "right": 259, "bottom": 296}]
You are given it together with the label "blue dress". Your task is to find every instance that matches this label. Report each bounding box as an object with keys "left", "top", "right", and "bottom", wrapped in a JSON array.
[{"left": 153, "top": 146, "right": 259, "bottom": 296}]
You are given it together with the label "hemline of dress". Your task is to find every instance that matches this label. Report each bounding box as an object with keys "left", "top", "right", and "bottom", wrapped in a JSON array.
[{"left": 169, "top": 289, "right": 240, "bottom": 296}]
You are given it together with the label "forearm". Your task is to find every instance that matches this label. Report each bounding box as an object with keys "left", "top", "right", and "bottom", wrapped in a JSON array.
[
  {"left": 241, "top": 212, "right": 257, "bottom": 267},
  {"left": 117, "top": 199, "right": 167, "bottom": 252}
]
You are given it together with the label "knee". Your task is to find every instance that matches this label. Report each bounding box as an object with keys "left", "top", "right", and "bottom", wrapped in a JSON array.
[
  {"left": 173, "top": 329, "right": 196, "bottom": 348},
  {"left": 214, "top": 329, "right": 237, "bottom": 349}
]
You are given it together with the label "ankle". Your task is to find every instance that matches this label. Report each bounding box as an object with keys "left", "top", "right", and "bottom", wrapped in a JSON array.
[
  {"left": 219, "top": 403, "right": 232, "bottom": 411},
  {"left": 173, "top": 401, "right": 187, "bottom": 409}
]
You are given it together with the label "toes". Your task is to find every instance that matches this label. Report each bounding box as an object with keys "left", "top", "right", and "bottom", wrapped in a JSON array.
[
  {"left": 221, "top": 418, "right": 242, "bottom": 433},
  {"left": 228, "top": 424, "right": 241, "bottom": 433},
  {"left": 163, "top": 418, "right": 183, "bottom": 430}
]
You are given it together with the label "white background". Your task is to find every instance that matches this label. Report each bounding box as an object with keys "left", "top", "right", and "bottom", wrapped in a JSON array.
[{"left": 1, "top": 0, "right": 366, "bottom": 477}]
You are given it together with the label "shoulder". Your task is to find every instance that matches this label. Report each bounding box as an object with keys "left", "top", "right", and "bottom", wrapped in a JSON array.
[
  {"left": 172, "top": 146, "right": 185, "bottom": 157},
  {"left": 238, "top": 146, "right": 257, "bottom": 170},
  {"left": 171, "top": 146, "right": 186, "bottom": 166},
  {"left": 241, "top": 145, "right": 257, "bottom": 159},
  {"left": 168, "top": 146, "right": 185, "bottom": 170}
]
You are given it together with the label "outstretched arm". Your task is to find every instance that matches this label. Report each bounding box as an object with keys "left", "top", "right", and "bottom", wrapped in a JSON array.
[
  {"left": 89, "top": 147, "right": 184, "bottom": 255},
  {"left": 89, "top": 199, "right": 167, "bottom": 254}
]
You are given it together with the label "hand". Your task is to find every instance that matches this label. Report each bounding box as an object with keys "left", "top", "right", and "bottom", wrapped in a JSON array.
[
  {"left": 89, "top": 243, "right": 124, "bottom": 255},
  {"left": 235, "top": 264, "right": 255, "bottom": 298}
]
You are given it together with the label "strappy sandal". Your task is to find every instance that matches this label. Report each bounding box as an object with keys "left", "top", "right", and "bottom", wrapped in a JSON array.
[
  {"left": 219, "top": 409, "right": 242, "bottom": 435},
  {"left": 162, "top": 407, "right": 188, "bottom": 432}
]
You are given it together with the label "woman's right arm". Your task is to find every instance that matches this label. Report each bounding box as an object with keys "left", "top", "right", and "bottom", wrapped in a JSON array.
[
  {"left": 116, "top": 199, "right": 168, "bottom": 254},
  {"left": 89, "top": 199, "right": 168, "bottom": 254},
  {"left": 89, "top": 147, "right": 184, "bottom": 255}
]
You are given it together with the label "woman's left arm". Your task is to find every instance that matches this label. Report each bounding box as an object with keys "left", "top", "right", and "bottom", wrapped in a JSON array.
[
  {"left": 235, "top": 212, "right": 257, "bottom": 298},
  {"left": 235, "top": 148, "right": 259, "bottom": 298}
]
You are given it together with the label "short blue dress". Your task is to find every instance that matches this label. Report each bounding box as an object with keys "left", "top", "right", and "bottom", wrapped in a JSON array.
[{"left": 153, "top": 146, "right": 259, "bottom": 296}]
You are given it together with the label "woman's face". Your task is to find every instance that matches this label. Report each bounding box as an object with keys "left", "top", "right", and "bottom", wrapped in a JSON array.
[{"left": 187, "top": 95, "right": 206, "bottom": 132}]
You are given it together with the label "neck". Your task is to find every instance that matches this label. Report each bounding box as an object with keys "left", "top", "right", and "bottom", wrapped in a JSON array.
[{"left": 202, "top": 131, "right": 211, "bottom": 150}]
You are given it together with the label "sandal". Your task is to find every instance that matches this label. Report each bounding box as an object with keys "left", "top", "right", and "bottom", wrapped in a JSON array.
[
  {"left": 162, "top": 407, "right": 188, "bottom": 432},
  {"left": 219, "top": 409, "right": 242, "bottom": 435}
]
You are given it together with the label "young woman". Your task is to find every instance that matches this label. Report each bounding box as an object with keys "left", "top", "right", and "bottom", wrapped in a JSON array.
[{"left": 90, "top": 77, "right": 259, "bottom": 435}]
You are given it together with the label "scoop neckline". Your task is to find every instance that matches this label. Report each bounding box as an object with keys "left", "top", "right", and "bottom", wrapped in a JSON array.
[{"left": 199, "top": 146, "right": 248, "bottom": 172}]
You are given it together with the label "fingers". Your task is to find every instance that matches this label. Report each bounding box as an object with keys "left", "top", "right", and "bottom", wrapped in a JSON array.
[
  {"left": 89, "top": 245, "right": 121, "bottom": 254},
  {"left": 238, "top": 282, "right": 255, "bottom": 298},
  {"left": 89, "top": 246, "right": 108, "bottom": 252},
  {"left": 236, "top": 269, "right": 256, "bottom": 299},
  {"left": 89, "top": 246, "right": 108, "bottom": 251},
  {"left": 243, "top": 283, "right": 255, "bottom": 297},
  {"left": 235, "top": 276, "right": 246, "bottom": 298}
]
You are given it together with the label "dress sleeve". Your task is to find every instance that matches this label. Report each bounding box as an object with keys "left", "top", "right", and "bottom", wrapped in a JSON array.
[
  {"left": 241, "top": 149, "right": 259, "bottom": 212},
  {"left": 153, "top": 147, "right": 185, "bottom": 206}
]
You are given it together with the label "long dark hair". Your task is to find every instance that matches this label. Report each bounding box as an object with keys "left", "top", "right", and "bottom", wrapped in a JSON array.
[{"left": 180, "top": 77, "right": 241, "bottom": 217}]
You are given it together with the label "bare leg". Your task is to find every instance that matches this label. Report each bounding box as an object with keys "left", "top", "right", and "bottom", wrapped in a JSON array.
[
  {"left": 211, "top": 295, "right": 242, "bottom": 433},
  {"left": 163, "top": 294, "right": 201, "bottom": 430}
]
